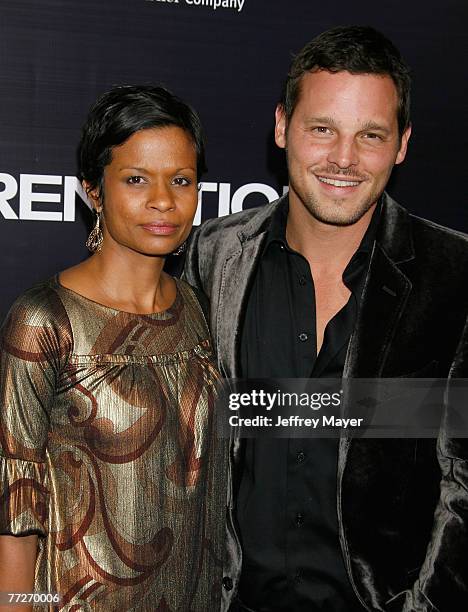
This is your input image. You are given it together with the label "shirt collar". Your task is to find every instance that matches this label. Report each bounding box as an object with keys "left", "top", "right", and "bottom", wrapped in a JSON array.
[{"left": 264, "top": 195, "right": 289, "bottom": 247}]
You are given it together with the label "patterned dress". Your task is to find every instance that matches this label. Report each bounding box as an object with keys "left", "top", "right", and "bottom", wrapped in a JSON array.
[{"left": 0, "top": 277, "right": 226, "bottom": 611}]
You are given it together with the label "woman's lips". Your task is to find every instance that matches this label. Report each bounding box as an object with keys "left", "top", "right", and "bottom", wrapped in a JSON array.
[{"left": 141, "top": 223, "right": 179, "bottom": 235}]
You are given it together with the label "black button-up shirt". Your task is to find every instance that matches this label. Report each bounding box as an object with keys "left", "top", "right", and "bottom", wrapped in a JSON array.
[{"left": 237, "top": 198, "right": 379, "bottom": 611}]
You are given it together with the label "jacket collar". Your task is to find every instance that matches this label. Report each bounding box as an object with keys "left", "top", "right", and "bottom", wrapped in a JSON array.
[
  {"left": 236, "top": 194, "right": 288, "bottom": 244},
  {"left": 376, "top": 192, "right": 415, "bottom": 265},
  {"left": 236, "top": 191, "right": 415, "bottom": 266}
]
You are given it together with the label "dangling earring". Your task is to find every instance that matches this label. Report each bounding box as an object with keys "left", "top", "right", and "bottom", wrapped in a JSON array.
[
  {"left": 86, "top": 209, "right": 103, "bottom": 252},
  {"left": 172, "top": 241, "right": 187, "bottom": 256}
]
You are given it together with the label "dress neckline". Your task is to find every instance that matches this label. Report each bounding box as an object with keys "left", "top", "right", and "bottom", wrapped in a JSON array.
[{"left": 53, "top": 274, "right": 181, "bottom": 317}]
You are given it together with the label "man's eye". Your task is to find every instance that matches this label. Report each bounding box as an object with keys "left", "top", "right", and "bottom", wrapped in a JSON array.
[
  {"left": 127, "top": 176, "right": 145, "bottom": 184},
  {"left": 172, "top": 176, "right": 191, "bottom": 186},
  {"left": 313, "top": 127, "right": 331, "bottom": 134},
  {"left": 363, "top": 133, "right": 381, "bottom": 140}
]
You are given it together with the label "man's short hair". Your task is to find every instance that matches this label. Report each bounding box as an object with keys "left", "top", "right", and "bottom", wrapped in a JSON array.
[{"left": 282, "top": 25, "right": 411, "bottom": 136}]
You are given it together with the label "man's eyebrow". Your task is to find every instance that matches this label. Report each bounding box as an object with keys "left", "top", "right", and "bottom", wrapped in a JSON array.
[
  {"left": 303, "top": 116, "right": 339, "bottom": 128},
  {"left": 360, "top": 121, "right": 391, "bottom": 134}
]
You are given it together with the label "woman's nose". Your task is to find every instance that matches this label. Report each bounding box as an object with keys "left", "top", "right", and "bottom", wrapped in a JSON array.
[{"left": 147, "top": 182, "right": 175, "bottom": 211}]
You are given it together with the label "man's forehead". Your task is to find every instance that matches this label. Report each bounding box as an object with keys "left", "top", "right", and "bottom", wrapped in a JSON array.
[
  {"left": 298, "top": 69, "right": 397, "bottom": 94},
  {"left": 293, "top": 70, "right": 399, "bottom": 121}
]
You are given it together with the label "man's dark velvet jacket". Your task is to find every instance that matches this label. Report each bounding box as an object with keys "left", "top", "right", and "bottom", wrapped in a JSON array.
[{"left": 184, "top": 193, "right": 468, "bottom": 612}]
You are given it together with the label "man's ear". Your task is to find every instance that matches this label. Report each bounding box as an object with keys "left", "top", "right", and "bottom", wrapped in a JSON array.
[
  {"left": 83, "top": 181, "right": 102, "bottom": 212},
  {"left": 395, "top": 124, "right": 412, "bottom": 165},
  {"left": 275, "top": 104, "right": 287, "bottom": 149}
]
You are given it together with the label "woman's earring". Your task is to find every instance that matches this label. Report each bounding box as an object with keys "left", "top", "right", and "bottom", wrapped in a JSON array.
[
  {"left": 172, "top": 241, "right": 187, "bottom": 256},
  {"left": 86, "top": 209, "right": 103, "bottom": 252}
]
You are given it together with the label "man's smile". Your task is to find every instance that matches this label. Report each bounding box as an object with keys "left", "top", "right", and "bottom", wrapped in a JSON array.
[{"left": 316, "top": 176, "right": 362, "bottom": 187}]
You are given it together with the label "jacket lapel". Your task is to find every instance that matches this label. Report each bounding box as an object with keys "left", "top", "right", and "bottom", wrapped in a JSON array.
[
  {"left": 337, "top": 195, "right": 416, "bottom": 605},
  {"left": 215, "top": 237, "right": 266, "bottom": 377},
  {"left": 215, "top": 196, "right": 287, "bottom": 377},
  {"left": 338, "top": 194, "right": 416, "bottom": 513},
  {"left": 344, "top": 244, "right": 413, "bottom": 379},
  {"left": 344, "top": 193, "right": 415, "bottom": 379}
]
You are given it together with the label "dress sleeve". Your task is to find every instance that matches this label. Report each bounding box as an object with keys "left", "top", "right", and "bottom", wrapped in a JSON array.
[{"left": 0, "top": 285, "right": 72, "bottom": 537}]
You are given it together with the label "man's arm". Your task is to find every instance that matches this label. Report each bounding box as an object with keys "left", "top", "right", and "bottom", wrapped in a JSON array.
[{"left": 401, "top": 315, "right": 468, "bottom": 611}]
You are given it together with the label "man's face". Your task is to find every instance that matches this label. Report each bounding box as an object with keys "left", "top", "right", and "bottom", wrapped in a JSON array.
[{"left": 275, "top": 70, "right": 411, "bottom": 226}]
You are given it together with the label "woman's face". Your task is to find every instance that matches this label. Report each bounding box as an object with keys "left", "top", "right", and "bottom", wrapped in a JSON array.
[{"left": 91, "top": 126, "right": 198, "bottom": 257}]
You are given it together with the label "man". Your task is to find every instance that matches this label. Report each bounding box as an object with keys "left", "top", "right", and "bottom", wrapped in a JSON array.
[{"left": 185, "top": 26, "right": 468, "bottom": 611}]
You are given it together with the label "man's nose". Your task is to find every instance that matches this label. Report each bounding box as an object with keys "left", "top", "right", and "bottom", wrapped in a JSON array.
[{"left": 327, "top": 136, "right": 359, "bottom": 169}]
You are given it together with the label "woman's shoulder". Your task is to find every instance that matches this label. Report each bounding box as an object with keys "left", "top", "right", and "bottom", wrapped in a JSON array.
[
  {"left": 1, "top": 277, "right": 73, "bottom": 352},
  {"left": 5, "top": 277, "right": 66, "bottom": 321}
]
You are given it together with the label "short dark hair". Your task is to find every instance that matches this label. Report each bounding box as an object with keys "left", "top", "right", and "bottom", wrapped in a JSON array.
[
  {"left": 282, "top": 25, "right": 411, "bottom": 136},
  {"left": 77, "top": 84, "right": 206, "bottom": 198}
]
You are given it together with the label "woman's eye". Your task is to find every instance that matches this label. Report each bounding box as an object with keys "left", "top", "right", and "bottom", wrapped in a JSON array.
[
  {"left": 127, "top": 176, "right": 145, "bottom": 185},
  {"left": 172, "top": 176, "right": 191, "bottom": 186}
]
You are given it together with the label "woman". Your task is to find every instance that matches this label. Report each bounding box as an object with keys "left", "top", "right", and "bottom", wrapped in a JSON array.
[{"left": 0, "top": 85, "right": 226, "bottom": 611}]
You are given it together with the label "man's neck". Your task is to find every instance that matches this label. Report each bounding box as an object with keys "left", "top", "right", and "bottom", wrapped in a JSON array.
[{"left": 286, "top": 197, "right": 376, "bottom": 276}]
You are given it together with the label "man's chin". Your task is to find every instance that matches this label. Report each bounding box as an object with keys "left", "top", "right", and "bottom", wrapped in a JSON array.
[
  {"left": 312, "top": 211, "right": 368, "bottom": 227},
  {"left": 305, "top": 198, "right": 376, "bottom": 227}
]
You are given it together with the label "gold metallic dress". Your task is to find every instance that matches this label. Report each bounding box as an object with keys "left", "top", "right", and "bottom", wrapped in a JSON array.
[{"left": 0, "top": 277, "right": 226, "bottom": 611}]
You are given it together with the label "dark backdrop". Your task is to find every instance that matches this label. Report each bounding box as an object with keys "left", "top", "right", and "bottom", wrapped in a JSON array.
[{"left": 1, "top": 0, "right": 467, "bottom": 319}]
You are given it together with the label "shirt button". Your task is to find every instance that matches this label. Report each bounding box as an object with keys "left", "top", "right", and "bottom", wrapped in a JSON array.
[
  {"left": 222, "top": 576, "right": 233, "bottom": 591},
  {"left": 299, "top": 276, "right": 307, "bottom": 286},
  {"left": 295, "top": 512, "right": 304, "bottom": 526},
  {"left": 299, "top": 333, "right": 308, "bottom": 342},
  {"left": 296, "top": 451, "right": 306, "bottom": 463},
  {"left": 294, "top": 570, "right": 303, "bottom": 583}
]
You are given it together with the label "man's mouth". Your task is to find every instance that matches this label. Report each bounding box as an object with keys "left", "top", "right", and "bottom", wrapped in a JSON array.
[{"left": 317, "top": 176, "right": 361, "bottom": 187}]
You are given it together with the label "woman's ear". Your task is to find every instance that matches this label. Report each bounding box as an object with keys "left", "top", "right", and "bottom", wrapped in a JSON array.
[{"left": 83, "top": 181, "right": 102, "bottom": 212}]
